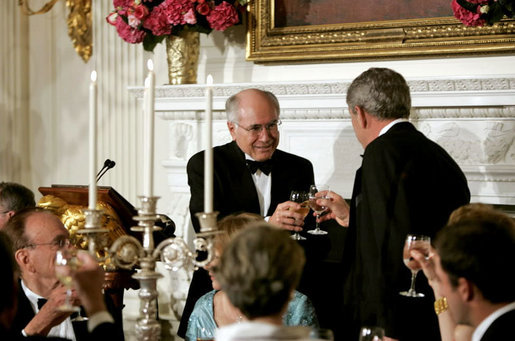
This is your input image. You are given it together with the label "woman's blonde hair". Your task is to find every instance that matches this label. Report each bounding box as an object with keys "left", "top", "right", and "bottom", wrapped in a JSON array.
[{"left": 214, "top": 212, "right": 263, "bottom": 251}]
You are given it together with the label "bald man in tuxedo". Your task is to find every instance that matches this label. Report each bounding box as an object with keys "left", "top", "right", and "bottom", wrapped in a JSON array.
[{"left": 178, "top": 89, "right": 324, "bottom": 337}]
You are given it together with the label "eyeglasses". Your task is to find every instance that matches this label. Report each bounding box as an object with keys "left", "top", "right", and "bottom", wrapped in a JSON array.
[
  {"left": 23, "top": 238, "right": 72, "bottom": 250},
  {"left": 232, "top": 119, "right": 281, "bottom": 136}
]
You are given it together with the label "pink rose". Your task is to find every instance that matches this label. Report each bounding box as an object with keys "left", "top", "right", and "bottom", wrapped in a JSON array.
[
  {"left": 114, "top": 15, "right": 146, "bottom": 43},
  {"left": 206, "top": 1, "right": 239, "bottom": 31},
  {"left": 161, "top": 0, "right": 194, "bottom": 26},
  {"left": 196, "top": 2, "right": 211, "bottom": 15},
  {"left": 133, "top": 4, "right": 149, "bottom": 20},
  {"left": 143, "top": 5, "right": 172, "bottom": 36},
  {"left": 184, "top": 8, "right": 197, "bottom": 24},
  {"left": 452, "top": 0, "right": 488, "bottom": 26}
]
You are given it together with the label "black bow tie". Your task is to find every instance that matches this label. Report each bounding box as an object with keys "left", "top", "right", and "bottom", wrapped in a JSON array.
[
  {"left": 37, "top": 298, "right": 47, "bottom": 309},
  {"left": 246, "top": 159, "right": 273, "bottom": 175}
]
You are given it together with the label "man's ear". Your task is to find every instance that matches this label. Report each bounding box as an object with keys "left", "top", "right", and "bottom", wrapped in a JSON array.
[
  {"left": 354, "top": 106, "right": 368, "bottom": 129},
  {"left": 227, "top": 121, "right": 237, "bottom": 140},
  {"left": 457, "top": 277, "right": 474, "bottom": 302},
  {"left": 6, "top": 210, "right": 15, "bottom": 219},
  {"left": 15, "top": 249, "right": 34, "bottom": 273}
]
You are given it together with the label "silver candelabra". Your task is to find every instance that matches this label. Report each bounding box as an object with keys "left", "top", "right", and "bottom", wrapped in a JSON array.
[{"left": 99, "top": 195, "right": 219, "bottom": 341}]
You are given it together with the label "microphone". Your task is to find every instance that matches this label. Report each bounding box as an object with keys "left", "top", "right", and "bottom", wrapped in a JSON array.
[{"left": 96, "top": 159, "right": 116, "bottom": 183}]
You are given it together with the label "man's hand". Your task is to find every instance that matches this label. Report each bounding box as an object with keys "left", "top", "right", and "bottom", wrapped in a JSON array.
[
  {"left": 24, "top": 285, "right": 77, "bottom": 336},
  {"left": 269, "top": 201, "right": 306, "bottom": 231},
  {"left": 315, "top": 190, "right": 350, "bottom": 227}
]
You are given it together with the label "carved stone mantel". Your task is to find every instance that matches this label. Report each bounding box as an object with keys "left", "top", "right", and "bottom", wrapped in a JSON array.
[{"left": 129, "top": 77, "right": 515, "bottom": 239}]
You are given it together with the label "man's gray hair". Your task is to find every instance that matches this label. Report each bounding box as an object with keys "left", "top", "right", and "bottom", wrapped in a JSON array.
[
  {"left": 346, "top": 68, "right": 411, "bottom": 120},
  {"left": 225, "top": 89, "right": 281, "bottom": 122}
]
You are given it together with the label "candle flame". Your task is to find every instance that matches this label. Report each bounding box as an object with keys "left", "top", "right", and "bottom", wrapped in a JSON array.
[
  {"left": 91, "top": 70, "right": 97, "bottom": 82},
  {"left": 207, "top": 74, "right": 213, "bottom": 85},
  {"left": 147, "top": 59, "right": 154, "bottom": 71}
]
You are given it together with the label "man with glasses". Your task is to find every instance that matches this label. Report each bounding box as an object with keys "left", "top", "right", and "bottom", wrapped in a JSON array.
[
  {"left": 0, "top": 181, "right": 35, "bottom": 229},
  {"left": 178, "top": 88, "right": 316, "bottom": 338},
  {"left": 3, "top": 207, "right": 124, "bottom": 340}
]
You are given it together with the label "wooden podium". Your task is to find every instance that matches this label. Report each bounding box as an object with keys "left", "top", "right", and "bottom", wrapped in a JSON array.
[{"left": 38, "top": 185, "right": 141, "bottom": 309}]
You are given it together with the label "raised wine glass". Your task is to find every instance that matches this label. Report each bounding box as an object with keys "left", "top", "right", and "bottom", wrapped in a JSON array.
[
  {"left": 290, "top": 190, "right": 309, "bottom": 240},
  {"left": 359, "top": 326, "right": 385, "bottom": 341},
  {"left": 308, "top": 184, "right": 329, "bottom": 235},
  {"left": 399, "top": 234, "right": 431, "bottom": 297},
  {"left": 55, "top": 249, "right": 81, "bottom": 312}
]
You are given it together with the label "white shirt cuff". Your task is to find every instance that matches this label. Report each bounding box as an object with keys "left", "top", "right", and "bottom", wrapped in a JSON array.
[{"left": 87, "top": 311, "right": 114, "bottom": 332}]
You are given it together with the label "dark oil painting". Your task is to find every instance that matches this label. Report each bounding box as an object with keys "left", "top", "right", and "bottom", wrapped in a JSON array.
[{"left": 274, "top": 0, "right": 454, "bottom": 27}]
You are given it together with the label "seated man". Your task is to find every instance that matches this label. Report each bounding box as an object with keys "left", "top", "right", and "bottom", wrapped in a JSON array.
[
  {"left": 214, "top": 222, "right": 316, "bottom": 340},
  {"left": 0, "top": 229, "right": 121, "bottom": 340},
  {"left": 3, "top": 207, "right": 124, "bottom": 340},
  {"left": 413, "top": 204, "right": 515, "bottom": 341},
  {"left": 0, "top": 181, "right": 35, "bottom": 229}
]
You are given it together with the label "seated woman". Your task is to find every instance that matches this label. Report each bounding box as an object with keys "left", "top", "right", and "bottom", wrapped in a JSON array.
[
  {"left": 214, "top": 222, "right": 318, "bottom": 341},
  {"left": 185, "top": 214, "right": 318, "bottom": 341}
]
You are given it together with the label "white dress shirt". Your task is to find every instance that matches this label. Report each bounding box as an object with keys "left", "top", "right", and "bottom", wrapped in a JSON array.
[
  {"left": 379, "top": 118, "right": 409, "bottom": 136},
  {"left": 246, "top": 155, "right": 272, "bottom": 216}
]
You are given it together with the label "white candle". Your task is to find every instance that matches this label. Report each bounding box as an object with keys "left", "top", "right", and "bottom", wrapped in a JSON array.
[
  {"left": 204, "top": 75, "right": 214, "bottom": 213},
  {"left": 143, "top": 59, "right": 155, "bottom": 197},
  {"left": 88, "top": 71, "right": 98, "bottom": 210}
]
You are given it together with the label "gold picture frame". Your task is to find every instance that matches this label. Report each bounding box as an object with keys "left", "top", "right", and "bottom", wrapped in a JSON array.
[{"left": 246, "top": 0, "right": 515, "bottom": 63}]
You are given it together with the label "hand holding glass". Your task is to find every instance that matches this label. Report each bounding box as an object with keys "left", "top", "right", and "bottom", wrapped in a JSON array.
[
  {"left": 308, "top": 185, "right": 329, "bottom": 235},
  {"left": 399, "top": 234, "right": 431, "bottom": 297},
  {"left": 290, "top": 190, "right": 309, "bottom": 240},
  {"left": 55, "top": 249, "right": 81, "bottom": 312}
]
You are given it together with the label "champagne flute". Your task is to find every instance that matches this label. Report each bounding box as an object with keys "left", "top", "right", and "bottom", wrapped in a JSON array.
[
  {"left": 399, "top": 234, "right": 431, "bottom": 297},
  {"left": 308, "top": 184, "right": 329, "bottom": 235},
  {"left": 55, "top": 249, "right": 81, "bottom": 312},
  {"left": 290, "top": 190, "right": 309, "bottom": 240},
  {"left": 359, "top": 326, "right": 385, "bottom": 341}
]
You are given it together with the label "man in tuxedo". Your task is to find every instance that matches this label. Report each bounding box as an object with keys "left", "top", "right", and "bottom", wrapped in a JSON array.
[
  {"left": 178, "top": 88, "right": 316, "bottom": 337},
  {"left": 431, "top": 206, "right": 515, "bottom": 341},
  {"left": 318, "top": 68, "right": 470, "bottom": 340},
  {"left": 0, "top": 229, "right": 122, "bottom": 340},
  {"left": 0, "top": 181, "right": 35, "bottom": 229},
  {"left": 3, "top": 207, "right": 124, "bottom": 340}
]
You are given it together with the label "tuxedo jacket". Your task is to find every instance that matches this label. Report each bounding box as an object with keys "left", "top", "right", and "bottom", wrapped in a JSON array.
[
  {"left": 480, "top": 308, "right": 515, "bottom": 341},
  {"left": 178, "top": 141, "right": 315, "bottom": 338},
  {"left": 186, "top": 141, "right": 315, "bottom": 231},
  {"left": 338, "top": 122, "right": 470, "bottom": 341},
  {"left": 13, "top": 280, "right": 125, "bottom": 341}
]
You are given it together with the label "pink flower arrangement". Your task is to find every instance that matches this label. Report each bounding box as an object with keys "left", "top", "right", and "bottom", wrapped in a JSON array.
[
  {"left": 452, "top": 0, "right": 514, "bottom": 26},
  {"left": 107, "top": 0, "right": 246, "bottom": 51}
]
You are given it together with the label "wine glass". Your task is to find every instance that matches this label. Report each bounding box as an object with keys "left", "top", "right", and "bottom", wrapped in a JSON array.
[
  {"left": 290, "top": 190, "right": 309, "bottom": 240},
  {"left": 55, "top": 249, "right": 81, "bottom": 312},
  {"left": 308, "top": 184, "right": 329, "bottom": 235},
  {"left": 359, "top": 326, "right": 385, "bottom": 341},
  {"left": 399, "top": 234, "right": 431, "bottom": 297}
]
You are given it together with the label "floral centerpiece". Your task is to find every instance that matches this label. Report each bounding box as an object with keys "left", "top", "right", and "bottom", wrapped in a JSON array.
[
  {"left": 107, "top": 0, "right": 247, "bottom": 52},
  {"left": 452, "top": 0, "right": 514, "bottom": 26}
]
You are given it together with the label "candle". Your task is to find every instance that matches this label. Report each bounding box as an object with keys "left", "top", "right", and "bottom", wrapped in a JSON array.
[
  {"left": 143, "top": 59, "right": 155, "bottom": 197},
  {"left": 204, "top": 75, "right": 214, "bottom": 213},
  {"left": 88, "top": 71, "right": 98, "bottom": 210}
]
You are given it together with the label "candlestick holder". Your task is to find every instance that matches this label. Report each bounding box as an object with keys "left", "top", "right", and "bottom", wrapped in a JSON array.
[
  {"left": 77, "top": 208, "right": 109, "bottom": 256},
  {"left": 109, "top": 196, "right": 219, "bottom": 340}
]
